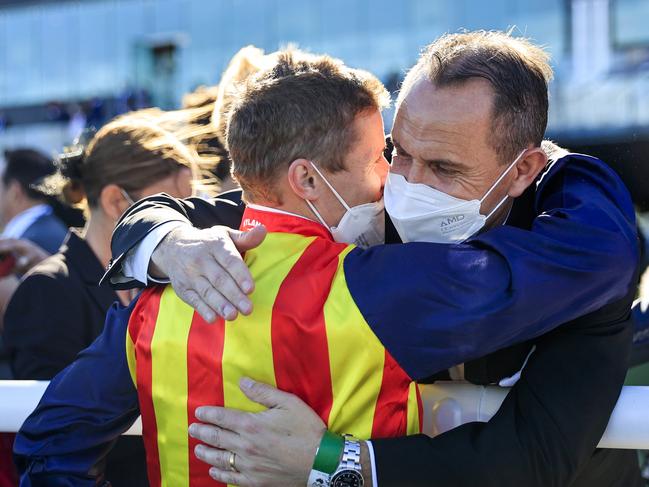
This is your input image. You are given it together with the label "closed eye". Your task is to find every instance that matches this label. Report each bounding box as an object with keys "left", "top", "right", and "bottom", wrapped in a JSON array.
[
  {"left": 425, "top": 158, "right": 466, "bottom": 177},
  {"left": 429, "top": 162, "right": 460, "bottom": 177}
]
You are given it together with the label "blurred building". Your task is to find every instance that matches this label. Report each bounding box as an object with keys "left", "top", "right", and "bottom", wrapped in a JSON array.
[{"left": 0, "top": 0, "right": 647, "bottom": 203}]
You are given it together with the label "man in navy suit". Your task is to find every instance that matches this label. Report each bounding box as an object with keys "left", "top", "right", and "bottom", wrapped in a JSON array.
[{"left": 0, "top": 149, "right": 68, "bottom": 254}]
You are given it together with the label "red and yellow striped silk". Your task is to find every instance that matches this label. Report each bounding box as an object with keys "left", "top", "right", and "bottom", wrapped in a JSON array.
[{"left": 126, "top": 207, "right": 422, "bottom": 487}]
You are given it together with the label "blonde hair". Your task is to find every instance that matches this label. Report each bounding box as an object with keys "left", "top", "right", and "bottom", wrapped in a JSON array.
[
  {"left": 52, "top": 109, "right": 211, "bottom": 208},
  {"left": 174, "top": 45, "right": 279, "bottom": 186},
  {"left": 212, "top": 45, "right": 279, "bottom": 140}
]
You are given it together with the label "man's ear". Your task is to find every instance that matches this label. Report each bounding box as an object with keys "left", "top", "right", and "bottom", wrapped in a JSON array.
[
  {"left": 99, "top": 184, "right": 130, "bottom": 221},
  {"left": 287, "top": 159, "right": 319, "bottom": 200},
  {"left": 507, "top": 148, "right": 548, "bottom": 198}
]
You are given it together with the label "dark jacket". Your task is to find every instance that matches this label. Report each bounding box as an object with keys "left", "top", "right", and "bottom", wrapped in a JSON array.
[
  {"left": 0, "top": 209, "right": 68, "bottom": 379},
  {"left": 20, "top": 210, "right": 68, "bottom": 254},
  {"left": 3, "top": 231, "right": 148, "bottom": 486},
  {"left": 374, "top": 188, "right": 642, "bottom": 486}
]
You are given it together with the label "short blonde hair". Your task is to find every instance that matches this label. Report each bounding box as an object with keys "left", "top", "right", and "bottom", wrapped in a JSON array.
[{"left": 226, "top": 48, "right": 390, "bottom": 203}]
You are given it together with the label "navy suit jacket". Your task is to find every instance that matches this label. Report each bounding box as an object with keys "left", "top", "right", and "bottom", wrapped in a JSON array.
[{"left": 20, "top": 211, "right": 68, "bottom": 255}]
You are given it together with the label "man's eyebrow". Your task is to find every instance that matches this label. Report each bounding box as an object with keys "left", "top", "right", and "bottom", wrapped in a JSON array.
[
  {"left": 392, "top": 137, "right": 468, "bottom": 170},
  {"left": 424, "top": 157, "right": 469, "bottom": 171}
]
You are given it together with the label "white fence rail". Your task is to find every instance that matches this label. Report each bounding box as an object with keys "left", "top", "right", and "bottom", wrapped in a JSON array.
[
  {"left": 0, "top": 381, "right": 142, "bottom": 435},
  {"left": 420, "top": 382, "right": 649, "bottom": 450},
  {"left": 2, "top": 381, "right": 648, "bottom": 449}
]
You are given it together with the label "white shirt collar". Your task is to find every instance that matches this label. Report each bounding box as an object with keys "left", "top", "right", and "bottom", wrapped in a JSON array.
[{"left": 1, "top": 204, "right": 52, "bottom": 239}]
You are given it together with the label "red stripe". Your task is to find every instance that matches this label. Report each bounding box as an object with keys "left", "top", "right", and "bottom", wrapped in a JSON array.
[
  {"left": 271, "top": 238, "right": 346, "bottom": 423},
  {"left": 371, "top": 350, "right": 412, "bottom": 438},
  {"left": 186, "top": 312, "right": 227, "bottom": 487},
  {"left": 129, "top": 287, "right": 165, "bottom": 487}
]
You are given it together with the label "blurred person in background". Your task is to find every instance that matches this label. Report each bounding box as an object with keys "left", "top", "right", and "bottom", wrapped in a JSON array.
[
  {"left": 0, "top": 149, "right": 68, "bottom": 253},
  {"left": 182, "top": 45, "right": 279, "bottom": 193},
  {"left": 0, "top": 149, "right": 70, "bottom": 320},
  {"left": 0, "top": 149, "right": 76, "bottom": 380},
  {"left": 2, "top": 109, "right": 207, "bottom": 487}
]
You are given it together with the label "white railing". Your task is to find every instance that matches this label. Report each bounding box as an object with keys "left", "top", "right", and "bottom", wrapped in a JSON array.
[
  {"left": 2, "top": 381, "right": 648, "bottom": 449},
  {"left": 420, "top": 382, "right": 649, "bottom": 450},
  {"left": 0, "top": 381, "right": 142, "bottom": 435}
]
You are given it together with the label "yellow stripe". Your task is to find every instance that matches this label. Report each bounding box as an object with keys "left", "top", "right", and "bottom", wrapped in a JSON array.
[
  {"left": 221, "top": 233, "right": 313, "bottom": 413},
  {"left": 125, "top": 332, "right": 137, "bottom": 387},
  {"left": 324, "top": 246, "right": 385, "bottom": 439},
  {"left": 406, "top": 382, "right": 421, "bottom": 434},
  {"left": 150, "top": 286, "right": 195, "bottom": 487}
]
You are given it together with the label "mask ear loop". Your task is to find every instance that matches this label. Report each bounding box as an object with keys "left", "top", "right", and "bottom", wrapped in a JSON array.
[
  {"left": 120, "top": 188, "right": 135, "bottom": 206},
  {"left": 305, "top": 199, "right": 330, "bottom": 229},
  {"left": 480, "top": 149, "right": 528, "bottom": 204},
  {"left": 308, "top": 161, "right": 352, "bottom": 212},
  {"left": 480, "top": 149, "right": 528, "bottom": 220},
  {"left": 484, "top": 191, "right": 512, "bottom": 220},
  {"left": 305, "top": 161, "right": 352, "bottom": 230}
]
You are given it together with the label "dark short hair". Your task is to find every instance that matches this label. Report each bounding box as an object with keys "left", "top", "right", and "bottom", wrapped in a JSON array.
[
  {"left": 226, "top": 49, "right": 390, "bottom": 203},
  {"left": 399, "top": 31, "right": 553, "bottom": 163},
  {"left": 2, "top": 148, "right": 56, "bottom": 200}
]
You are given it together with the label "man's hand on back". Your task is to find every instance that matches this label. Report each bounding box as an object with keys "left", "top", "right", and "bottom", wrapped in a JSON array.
[
  {"left": 189, "top": 378, "right": 326, "bottom": 487},
  {"left": 150, "top": 224, "right": 267, "bottom": 322}
]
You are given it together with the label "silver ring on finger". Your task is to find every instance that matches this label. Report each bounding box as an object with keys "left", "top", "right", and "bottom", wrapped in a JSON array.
[{"left": 228, "top": 451, "right": 238, "bottom": 472}]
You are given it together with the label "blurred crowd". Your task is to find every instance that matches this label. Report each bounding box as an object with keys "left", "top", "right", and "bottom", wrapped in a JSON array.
[{"left": 0, "top": 45, "right": 277, "bottom": 487}]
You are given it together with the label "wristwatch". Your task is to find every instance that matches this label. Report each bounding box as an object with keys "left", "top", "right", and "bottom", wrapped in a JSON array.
[{"left": 329, "top": 436, "right": 364, "bottom": 487}]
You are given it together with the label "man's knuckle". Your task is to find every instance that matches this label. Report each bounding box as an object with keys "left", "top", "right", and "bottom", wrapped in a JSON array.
[
  {"left": 182, "top": 292, "right": 199, "bottom": 307},
  {"left": 249, "top": 382, "right": 266, "bottom": 398},
  {"left": 209, "top": 450, "right": 224, "bottom": 466},
  {"left": 217, "top": 251, "right": 232, "bottom": 266},
  {"left": 206, "top": 427, "right": 220, "bottom": 446},
  {"left": 203, "top": 448, "right": 218, "bottom": 464},
  {"left": 199, "top": 284, "right": 213, "bottom": 300},
  {"left": 211, "top": 271, "right": 227, "bottom": 288},
  {"left": 211, "top": 235, "right": 226, "bottom": 249},
  {"left": 205, "top": 407, "right": 223, "bottom": 424}
]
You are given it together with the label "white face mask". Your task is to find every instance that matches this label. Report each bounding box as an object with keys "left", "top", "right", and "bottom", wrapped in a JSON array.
[
  {"left": 384, "top": 150, "right": 526, "bottom": 244},
  {"left": 305, "top": 162, "right": 385, "bottom": 248}
]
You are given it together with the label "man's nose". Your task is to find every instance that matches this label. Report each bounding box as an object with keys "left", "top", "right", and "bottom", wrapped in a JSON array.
[{"left": 405, "top": 162, "right": 427, "bottom": 184}]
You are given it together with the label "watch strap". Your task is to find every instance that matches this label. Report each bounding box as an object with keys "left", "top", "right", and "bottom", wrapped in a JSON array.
[
  {"left": 338, "top": 436, "right": 362, "bottom": 471},
  {"left": 312, "top": 430, "right": 344, "bottom": 475}
]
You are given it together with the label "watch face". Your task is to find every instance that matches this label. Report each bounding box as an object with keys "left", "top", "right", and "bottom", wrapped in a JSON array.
[{"left": 331, "top": 470, "right": 363, "bottom": 487}]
